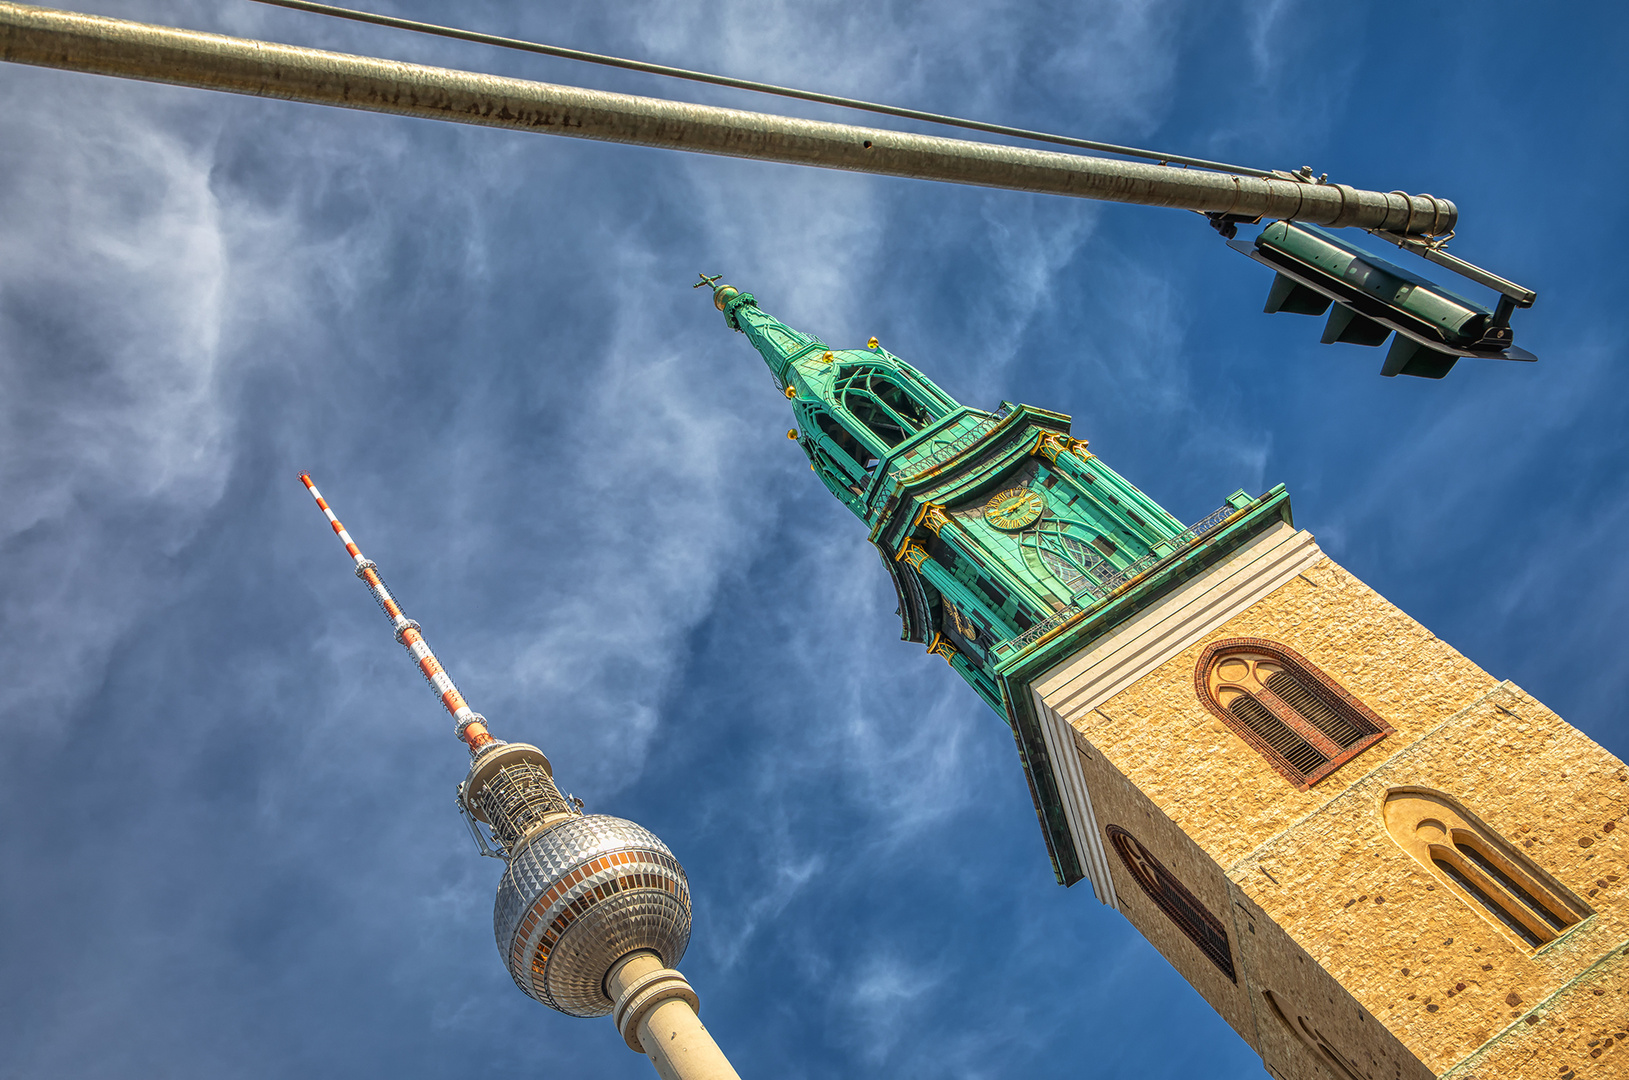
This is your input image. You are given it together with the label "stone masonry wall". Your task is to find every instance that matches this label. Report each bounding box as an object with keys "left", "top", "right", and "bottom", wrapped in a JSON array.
[
  {"left": 1072, "top": 731, "right": 1257, "bottom": 1044},
  {"left": 1059, "top": 553, "right": 1628, "bottom": 1077}
]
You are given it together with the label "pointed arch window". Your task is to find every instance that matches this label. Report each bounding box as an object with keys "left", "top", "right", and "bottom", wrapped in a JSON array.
[
  {"left": 833, "top": 366, "right": 934, "bottom": 449},
  {"left": 1107, "top": 825, "right": 1236, "bottom": 982},
  {"left": 1262, "top": 991, "right": 1364, "bottom": 1080},
  {"left": 1196, "top": 638, "right": 1391, "bottom": 789},
  {"left": 1384, "top": 788, "right": 1588, "bottom": 949},
  {"left": 1022, "top": 519, "right": 1117, "bottom": 602}
]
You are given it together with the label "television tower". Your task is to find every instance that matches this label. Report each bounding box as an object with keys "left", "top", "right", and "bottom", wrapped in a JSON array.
[{"left": 299, "top": 474, "right": 741, "bottom": 1080}]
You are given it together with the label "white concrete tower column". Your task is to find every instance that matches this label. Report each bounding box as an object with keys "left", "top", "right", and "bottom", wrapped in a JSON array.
[{"left": 608, "top": 952, "right": 742, "bottom": 1080}]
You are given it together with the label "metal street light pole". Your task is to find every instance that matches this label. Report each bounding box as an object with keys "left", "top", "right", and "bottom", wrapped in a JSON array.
[{"left": 0, "top": 1, "right": 1455, "bottom": 236}]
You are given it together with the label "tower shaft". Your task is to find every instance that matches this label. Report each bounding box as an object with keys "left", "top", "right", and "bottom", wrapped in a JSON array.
[{"left": 610, "top": 952, "right": 742, "bottom": 1080}]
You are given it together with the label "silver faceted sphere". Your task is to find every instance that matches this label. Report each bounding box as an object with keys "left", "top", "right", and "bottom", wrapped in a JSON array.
[{"left": 494, "top": 814, "right": 692, "bottom": 1017}]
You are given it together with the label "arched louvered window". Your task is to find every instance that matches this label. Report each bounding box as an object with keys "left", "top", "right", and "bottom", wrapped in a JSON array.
[
  {"left": 1384, "top": 788, "right": 1589, "bottom": 950},
  {"left": 1196, "top": 638, "right": 1391, "bottom": 789},
  {"left": 1107, "top": 826, "right": 1236, "bottom": 982}
]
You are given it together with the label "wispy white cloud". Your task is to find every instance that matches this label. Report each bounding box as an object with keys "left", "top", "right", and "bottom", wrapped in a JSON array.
[
  {"left": 1247, "top": 0, "right": 1297, "bottom": 84},
  {"left": 0, "top": 78, "right": 232, "bottom": 730},
  {"left": 838, "top": 951, "right": 949, "bottom": 1063}
]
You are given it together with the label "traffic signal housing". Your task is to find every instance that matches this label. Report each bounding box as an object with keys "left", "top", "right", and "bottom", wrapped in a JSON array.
[{"left": 1230, "top": 222, "right": 1535, "bottom": 378}]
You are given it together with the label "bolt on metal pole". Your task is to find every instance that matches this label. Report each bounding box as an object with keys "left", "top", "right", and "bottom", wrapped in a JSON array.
[{"left": 0, "top": 2, "right": 1455, "bottom": 235}]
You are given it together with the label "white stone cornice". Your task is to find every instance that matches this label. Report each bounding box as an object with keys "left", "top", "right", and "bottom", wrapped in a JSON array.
[
  {"left": 1032, "top": 521, "right": 1323, "bottom": 722},
  {"left": 1024, "top": 522, "right": 1323, "bottom": 901}
]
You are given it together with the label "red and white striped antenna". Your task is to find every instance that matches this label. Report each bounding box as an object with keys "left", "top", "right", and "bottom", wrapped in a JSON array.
[{"left": 300, "top": 472, "right": 496, "bottom": 753}]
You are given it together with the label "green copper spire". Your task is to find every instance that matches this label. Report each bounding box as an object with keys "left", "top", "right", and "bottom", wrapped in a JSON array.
[
  {"left": 702, "top": 276, "right": 1293, "bottom": 884},
  {"left": 698, "top": 273, "right": 966, "bottom": 518}
]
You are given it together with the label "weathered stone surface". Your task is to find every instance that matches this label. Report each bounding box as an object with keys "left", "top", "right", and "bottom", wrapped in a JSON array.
[
  {"left": 1045, "top": 550, "right": 1628, "bottom": 1078},
  {"left": 1229, "top": 882, "right": 1435, "bottom": 1080},
  {"left": 1230, "top": 684, "right": 1629, "bottom": 1073},
  {"left": 1071, "top": 733, "right": 1258, "bottom": 1043},
  {"left": 1440, "top": 947, "right": 1629, "bottom": 1079},
  {"left": 1076, "top": 556, "right": 1501, "bottom": 871}
]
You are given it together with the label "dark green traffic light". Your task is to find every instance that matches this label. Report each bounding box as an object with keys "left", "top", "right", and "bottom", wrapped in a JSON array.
[{"left": 1232, "top": 222, "right": 1535, "bottom": 379}]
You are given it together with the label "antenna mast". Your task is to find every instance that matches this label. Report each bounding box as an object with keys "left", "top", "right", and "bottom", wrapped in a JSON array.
[{"left": 299, "top": 472, "right": 494, "bottom": 752}]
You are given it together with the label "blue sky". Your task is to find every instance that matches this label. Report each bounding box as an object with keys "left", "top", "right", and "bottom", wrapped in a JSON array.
[{"left": 1, "top": 2, "right": 1626, "bottom": 1078}]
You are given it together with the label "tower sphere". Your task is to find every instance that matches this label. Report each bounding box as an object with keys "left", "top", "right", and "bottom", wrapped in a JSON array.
[{"left": 493, "top": 814, "right": 693, "bottom": 1016}]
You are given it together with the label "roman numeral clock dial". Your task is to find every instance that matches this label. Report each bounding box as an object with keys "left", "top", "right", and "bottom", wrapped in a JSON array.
[{"left": 983, "top": 487, "right": 1045, "bottom": 531}]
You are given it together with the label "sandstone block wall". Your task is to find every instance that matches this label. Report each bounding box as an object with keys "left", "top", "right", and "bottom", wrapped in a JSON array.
[{"left": 1043, "top": 550, "right": 1628, "bottom": 1078}]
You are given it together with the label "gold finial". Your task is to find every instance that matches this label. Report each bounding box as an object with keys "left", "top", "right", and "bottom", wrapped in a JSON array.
[
  {"left": 866, "top": 336, "right": 880, "bottom": 349},
  {"left": 787, "top": 429, "right": 799, "bottom": 440},
  {"left": 695, "top": 272, "right": 739, "bottom": 312}
]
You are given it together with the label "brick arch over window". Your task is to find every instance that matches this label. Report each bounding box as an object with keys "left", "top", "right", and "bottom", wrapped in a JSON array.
[
  {"left": 1383, "top": 787, "right": 1589, "bottom": 950},
  {"left": 1106, "top": 825, "right": 1236, "bottom": 982},
  {"left": 1195, "top": 637, "right": 1392, "bottom": 789}
]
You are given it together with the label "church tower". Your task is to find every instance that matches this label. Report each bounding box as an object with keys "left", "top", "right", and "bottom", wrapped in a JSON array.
[{"left": 702, "top": 278, "right": 1629, "bottom": 1080}]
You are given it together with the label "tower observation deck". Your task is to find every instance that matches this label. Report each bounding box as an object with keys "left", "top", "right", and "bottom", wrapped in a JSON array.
[{"left": 299, "top": 474, "right": 741, "bottom": 1080}]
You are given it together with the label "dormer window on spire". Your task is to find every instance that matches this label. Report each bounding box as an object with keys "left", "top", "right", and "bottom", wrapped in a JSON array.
[{"left": 832, "top": 364, "right": 937, "bottom": 450}]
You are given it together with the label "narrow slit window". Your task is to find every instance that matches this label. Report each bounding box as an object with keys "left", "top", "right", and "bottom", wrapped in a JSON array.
[
  {"left": 1455, "top": 840, "right": 1570, "bottom": 932},
  {"left": 1432, "top": 857, "right": 1545, "bottom": 948},
  {"left": 1196, "top": 638, "right": 1391, "bottom": 788},
  {"left": 1107, "top": 825, "right": 1236, "bottom": 982},
  {"left": 976, "top": 578, "right": 1009, "bottom": 607},
  {"left": 812, "top": 410, "right": 875, "bottom": 475},
  {"left": 1384, "top": 788, "right": 1589, "bottom": 950}
]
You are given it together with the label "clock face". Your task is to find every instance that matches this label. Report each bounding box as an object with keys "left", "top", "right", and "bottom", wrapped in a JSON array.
[{"left": 983, "top": 487, "right": 1045, "bottom": 530}]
